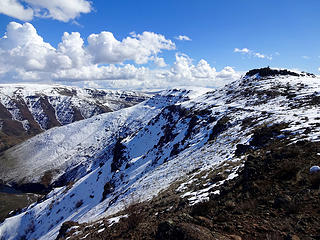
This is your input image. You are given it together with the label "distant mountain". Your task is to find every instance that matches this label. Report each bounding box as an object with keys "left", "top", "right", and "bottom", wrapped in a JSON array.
[
  {"left": 0, "top": 68, "right": 319, "bottom": 240},
  {"left": 0, "top": 84, "right": 149, "bottom": 152}
]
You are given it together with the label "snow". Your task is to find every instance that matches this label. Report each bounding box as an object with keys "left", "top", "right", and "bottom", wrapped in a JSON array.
[
  {"left": 310, "top": 166, "right": 320, "bottom": 173},
  {"left": 72, "top": 230, "right": 82, "bottom": 236},
  {"left": 180, "top": 166, "right": 240, "bottom": 205},
  {"left": 0, "top": 83, "right": 149, "bottom": 131},
  {"left": 80, "top": 233, "right": 90, "bottom": 239},
  {"left": 2, "top": 73, "right": 320, "bottom": 240},
  {"left": 67, "top": 226, "right": 79, "bottom": 232}
]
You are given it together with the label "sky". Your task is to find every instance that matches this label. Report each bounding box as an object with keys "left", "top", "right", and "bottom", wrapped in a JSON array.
[{"left": 0, "top": 0, "right": 319, "bottom": 90}]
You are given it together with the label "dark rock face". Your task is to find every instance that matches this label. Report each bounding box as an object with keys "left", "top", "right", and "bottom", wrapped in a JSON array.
[
  {"left": 208, "top": 116, "right": 230, "bottom": 141},
  {"left": 245, "top": 67, "right": 301, "bottom": 78},
  {"left": 249, "top": 123, "right": 288, "bottom": 148},
  {"left": 111, "top": 138, "right": 127, "bottom": 172},
  {"left": 234, "top": 144, "right": 250, "bottom": 156}
]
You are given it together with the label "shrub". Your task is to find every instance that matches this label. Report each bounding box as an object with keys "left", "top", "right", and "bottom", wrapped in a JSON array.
[
  {"left": 191, "top": 200, "right": 213, "bottom": 217},
  {"left": 40, "top": 170, "right": 53, "bottom": 188},
  {"left": 250, "top": 123, "right": 288, "bottom": 148},
  {"left": 122, "top": 200, "right": 147, "bottom": 231},
  {"left": 75, "top": 200, "right": 83, "bottom": 209},
  {"left": 101, "top": 181, "right": 114, "bottom": 202},
  {"left": 63, "top": 181, "right": 74, "bottom": 194}
]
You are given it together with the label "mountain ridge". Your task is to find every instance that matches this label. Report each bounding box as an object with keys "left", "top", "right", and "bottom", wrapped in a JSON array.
[
  {"left": 0, "top": 84, "right": 149, "bottom": 152},
  {"left": 0, "top": 69, "right": 319, "bottom": 239}
]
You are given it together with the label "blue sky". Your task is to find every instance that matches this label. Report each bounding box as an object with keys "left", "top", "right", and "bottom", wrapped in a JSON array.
[{"left": 0, "top": 0, "right": 319, "bottom": 89}]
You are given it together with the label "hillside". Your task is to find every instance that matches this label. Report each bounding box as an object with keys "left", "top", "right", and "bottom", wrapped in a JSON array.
[
  {"left": 0, "top": 84, "right": 149, "bottom": 152},
  {"left": 0, "top": 68, "right": 319, "bottom": 240}
]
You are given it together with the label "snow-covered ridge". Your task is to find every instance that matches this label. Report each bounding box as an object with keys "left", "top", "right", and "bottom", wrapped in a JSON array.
[
  {"left": 1, "top": 71, "right": 320, "bottom": 240},
  {"left": 0, "top": 83, "right": 149, "bottom": 127},
  {"left": 0, "top": 89, "right": 191, "bottom": 186},
  {"left": 0, "top": 83, "right": 149, "bottom": 152}
]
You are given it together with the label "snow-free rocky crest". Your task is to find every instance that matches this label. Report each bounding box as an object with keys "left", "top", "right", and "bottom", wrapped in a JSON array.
[{"left": 1, "top": 68, "right": 320, "bottom": 239}]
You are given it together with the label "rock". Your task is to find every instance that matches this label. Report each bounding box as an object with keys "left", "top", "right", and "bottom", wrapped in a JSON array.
[
  {"left": 156, "top": 221, "right": 216, "bottom": 240},
  {"left": 235, "top": 144, "right": 250, "bottom": 156},
  {"left": 178, "top": 223, "right": 216, "bottom": 240},
  {"left": 273, "top": 195, "right": 292, "bottom": 209},
  {"left": 228, "top": 235, "right": 242, "bottom": 240},
  {"left": 196, "top": 216, "right": 214, "bottom": 229},
  {"left": 225, "top": 200, "right": 236, "bottom": 209},
  {"left": 56, "top": 221, "right": 78, "bottom": 239},
  {"left": 285, "top": 234, "right": 300, "bottom": 240},
  {"left": 156, "top": 220, "right": 182, "bottom": 240}
]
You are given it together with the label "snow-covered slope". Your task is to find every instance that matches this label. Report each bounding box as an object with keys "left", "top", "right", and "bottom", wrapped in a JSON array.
[
  {"left": 1, "top": 68, "right": 320, "bottom": 240},
  {"left": 0, "top": 84, "right": 149, "bottom": 152}
]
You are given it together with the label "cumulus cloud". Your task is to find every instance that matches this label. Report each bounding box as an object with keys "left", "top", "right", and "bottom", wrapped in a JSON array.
[
  {"left": 87, "top": 31, "right": 175, "bottom": 64},
  {"left": 169, "top": 54, "right": 216, "bottom": 82},
  {"left": 216, "top": 66, "right": 239, "bottom": 79},
  {"left": 175, "top": 35, "right": 192, "bottom": 41},
  {"left": 152, "top": 56, "right": 167, "bottom": 67},
  {"left": 57, "top": 32, "right": 89, "bottom": 67},
  {"left": 234, "top": 47, "right": 272, "bottom": 60},
  {"left": 0, "top": 0, "right": 91, "bottom": 22},
  {"left": 159, "top": 54, "right": 240, "bottom": 88},
  {"left": 0, "top": 0, "right": 33, "bottom": 21},
  {"left": 0, "top": 22, "right": 55, "bottom": 72},
  {"left": 0, "top": 22, "right": 241, "bottom": 89}
]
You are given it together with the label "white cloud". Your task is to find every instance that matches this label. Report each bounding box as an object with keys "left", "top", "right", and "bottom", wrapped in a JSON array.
[
  {"left": 234, "top": 47, "right": 272, "bottom": 60},
  {"left": 161, "top": 54, "right": 240, "bottom": 88},
  {"left": 255, "top": 52, "right": 266, "bottom": 59},
  {"left": 216, "top": 66, "right": 239, "bottom": 79},
  {"left": 57, "top": 32, "right": 89, "bottom": 67},
  {"left": 0, "top": 22, "right": 241, "bottom": 90},
  {"left": 0, "top": 22, "right": 55, "bottom": 72},
  {"left": 87, "top": 31, "right": 175, "bottom": 65},
  {"left": 234, "top": 48, "right": 250, "bottom": 53},
  {"left": 175, "top": 35, "right": 192, "bottom": 41},
  {"left": 0, "top": 21, "right": 48, "bottom": 49},
  {"left": 0, "top": 0, "right": 33, "bottom": 21},
  {"left": 0, "top": 0, "right": 91, "bottom": 22},
  {"left": 152, "top": 56, "right": 167, "bottom": 67},
  {"left": 170, "top": 54, "right": 216, "bottom": 82},
  {"left": 302, "top": 56, "right": 310, "bottom": 59},
  {"left": 52, "top": 64, "right": 147, "bottom": 81},
  {"left": 318, "top": 67, "right": 320, "bottom": 72}
]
